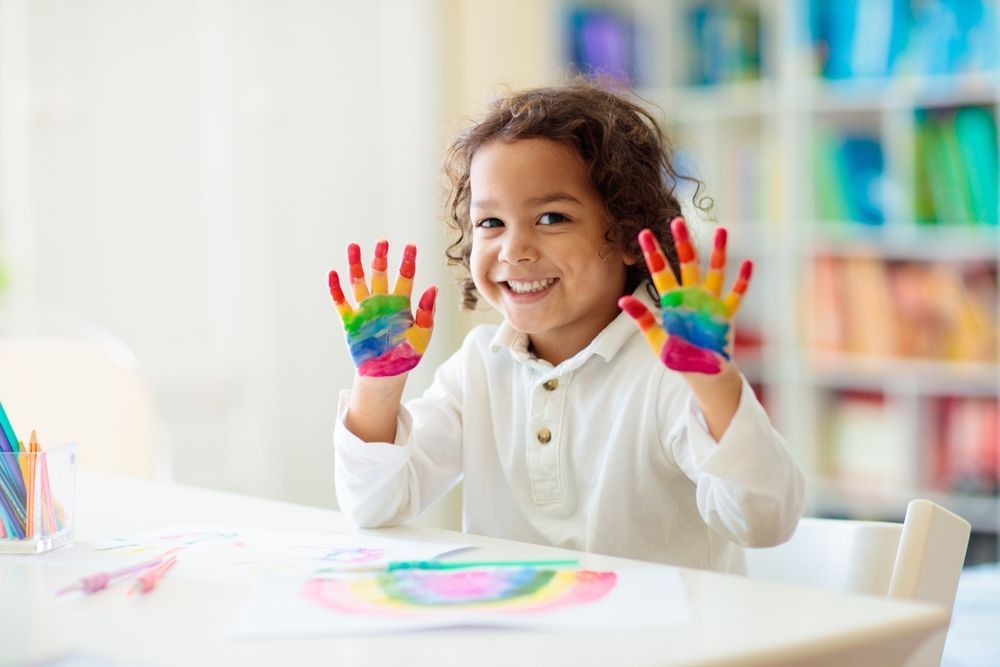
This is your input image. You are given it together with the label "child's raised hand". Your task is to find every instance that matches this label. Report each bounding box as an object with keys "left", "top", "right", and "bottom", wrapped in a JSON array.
[
  {"left": 618, "top": 218, "right": 751, "bottom": 375},
  {"left": 328, "top": 241, "right": 438, "bottom": 378}
]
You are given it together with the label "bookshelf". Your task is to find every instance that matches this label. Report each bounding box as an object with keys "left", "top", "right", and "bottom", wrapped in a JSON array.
[{"left": 559, "top": 0, "right": 1000, "bottom": 558}]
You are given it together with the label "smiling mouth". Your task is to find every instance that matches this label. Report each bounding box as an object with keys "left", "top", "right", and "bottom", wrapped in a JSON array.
[{"left": 502, "top": 278, "right": 559, "bottom": 295}]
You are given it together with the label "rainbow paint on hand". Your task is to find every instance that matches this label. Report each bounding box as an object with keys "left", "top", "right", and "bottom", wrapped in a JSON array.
[
  {"left": 328, "top": 241, "right": 438, "bottom": 377},
  {"left": 619, "top": 218, "right": 752, "bottom": 375}
]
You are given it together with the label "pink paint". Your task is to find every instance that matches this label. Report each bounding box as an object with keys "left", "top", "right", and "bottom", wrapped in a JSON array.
[
  {"left": 358, "top": 342, "right": 421, "bottom": 377},
  {"left": 662, "top": 337, "right": 722, "bottom": 374},
  {"left": 301, "top": 569, "right": 617, "bottom": 617}
]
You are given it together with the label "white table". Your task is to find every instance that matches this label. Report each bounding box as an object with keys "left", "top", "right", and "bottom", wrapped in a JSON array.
[{"left": 2, "top": 473, "right": 949, "bottom": 666}]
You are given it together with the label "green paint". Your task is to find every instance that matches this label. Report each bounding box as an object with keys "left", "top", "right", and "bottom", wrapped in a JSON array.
[
  {"left": 661, "top": 287, "right": 727, "bottom": 317},
  {"left": 343, "top": 294, "right": 410, "bottom": 335}
]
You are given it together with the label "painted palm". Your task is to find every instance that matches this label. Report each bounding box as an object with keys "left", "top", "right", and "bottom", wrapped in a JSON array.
[
  {"left": 328, "top": 241, "right": 438, "bottom": 377},
  {"left": 619, "top": 218, "right": 752, "bottom": 375}
]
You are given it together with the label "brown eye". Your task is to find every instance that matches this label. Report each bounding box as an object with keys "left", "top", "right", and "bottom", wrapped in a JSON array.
[{"left": 538, "top": 212, "right": 568, "bottom": 225}]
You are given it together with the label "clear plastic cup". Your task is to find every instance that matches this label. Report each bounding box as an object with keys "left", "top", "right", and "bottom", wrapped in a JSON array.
[{"left": 0, "top": 442, "right": 76, "bottom": 553}]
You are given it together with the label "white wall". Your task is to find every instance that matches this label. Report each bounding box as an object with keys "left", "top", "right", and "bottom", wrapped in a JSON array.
[{"left": 0, "top": 0, "right": 452, "bottom": 507}]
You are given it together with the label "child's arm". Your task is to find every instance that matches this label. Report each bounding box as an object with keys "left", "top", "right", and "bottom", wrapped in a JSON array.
[
  {"left": 682, "top": 366, "right": 743, "bottom": 441},
  {"left": 619, "top": 218, "right": 751, "bottom": 441},
  {"left": 622, "top": 219, "right": 804, "bottom": 546},
  {"left": 328, "top": 240, "right": 438, "bottom": 443}
]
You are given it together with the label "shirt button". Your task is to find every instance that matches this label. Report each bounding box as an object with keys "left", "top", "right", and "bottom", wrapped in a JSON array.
[
  {"left": 537, "top": 428, "right": 552, "bottom": 444},
  {"left": 543, "top": 379, "right": 558, "bottom": 391}
]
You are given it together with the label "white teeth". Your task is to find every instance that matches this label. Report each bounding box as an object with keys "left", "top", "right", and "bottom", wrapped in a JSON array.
[{"left": 506, "top": 278, "right": 556, "bottom": 294}]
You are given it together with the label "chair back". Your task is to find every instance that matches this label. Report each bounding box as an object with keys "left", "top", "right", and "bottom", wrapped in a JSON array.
[
  {"left": 744, "top": 515, "right": 904, "bottom": 595},
  {"left": 745, "top": 499, "right": 971, "bottom": 667}
]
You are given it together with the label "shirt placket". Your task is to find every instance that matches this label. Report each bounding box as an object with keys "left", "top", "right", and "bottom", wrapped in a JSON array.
[{"left": 526, "top": 372, "right": 567, "bottom": 505}]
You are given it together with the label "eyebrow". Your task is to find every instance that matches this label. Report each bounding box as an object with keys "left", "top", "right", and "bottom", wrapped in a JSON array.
[{"left": 471, "top": 192, "right": 583, "bottom": 209}]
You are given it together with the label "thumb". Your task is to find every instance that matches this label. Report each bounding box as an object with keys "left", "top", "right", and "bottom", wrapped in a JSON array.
[{"left": 618, "top": 296, "right": 667, "bottom": 357}]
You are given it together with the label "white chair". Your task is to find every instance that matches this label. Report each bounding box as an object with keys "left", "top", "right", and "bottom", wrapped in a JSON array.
[
  {"left": 0, "top": 335, "right": 166, "bottom": 479},
  {"left": 745, "top": 499, "right": 971, "bottom": 667}
]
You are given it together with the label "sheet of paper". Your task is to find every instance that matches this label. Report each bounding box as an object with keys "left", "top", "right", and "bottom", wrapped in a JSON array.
[
  {"left": 8, "top": 524, "right": 470, "bottom": 584},
  {"left": 225, "top": 565, "right": 692, "bottom": 637}
]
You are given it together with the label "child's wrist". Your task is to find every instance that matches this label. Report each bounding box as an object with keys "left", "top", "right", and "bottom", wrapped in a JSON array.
[
  {"left": 353, "top": 372, "right": 409, "bottom": 391},
  {"left": 682, "top": 362, "right": 741, "bottom": 394}
]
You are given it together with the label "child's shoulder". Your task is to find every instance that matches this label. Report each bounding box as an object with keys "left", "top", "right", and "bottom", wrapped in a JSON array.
[{"left": 460, "top": 323, "right": 501, "bottom": 349}]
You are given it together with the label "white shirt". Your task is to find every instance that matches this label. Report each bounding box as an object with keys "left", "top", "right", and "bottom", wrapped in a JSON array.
[{"left": 334, "top": 290, "right": 805, "bottom": 572}]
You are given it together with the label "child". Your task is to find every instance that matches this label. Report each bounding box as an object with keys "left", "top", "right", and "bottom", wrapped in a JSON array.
[{"left": 327, "top": 80, "right": 804, "bottom": 572}]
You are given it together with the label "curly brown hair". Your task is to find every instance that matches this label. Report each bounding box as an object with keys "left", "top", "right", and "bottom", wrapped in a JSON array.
[{"left": 443, "top": 78, "right": 711, "bottom": 310}]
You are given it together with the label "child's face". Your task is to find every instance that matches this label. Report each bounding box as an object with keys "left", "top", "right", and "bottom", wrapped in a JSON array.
[{"left": 468, "top": 138, "right": 632, "bottom": 363}]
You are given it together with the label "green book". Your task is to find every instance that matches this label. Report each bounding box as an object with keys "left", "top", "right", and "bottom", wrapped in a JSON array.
[
  {"left": 953, "top": 106, "right": 998, "bottom": 226},
  {"left": 913, "top": 117, "right": 937, "bottom": 225},
  {"left": 923, "top": 113, "right": 974, "bottom": 225},
  {"left": 813, "top": 129, "right": 850, "bottom": 223}
]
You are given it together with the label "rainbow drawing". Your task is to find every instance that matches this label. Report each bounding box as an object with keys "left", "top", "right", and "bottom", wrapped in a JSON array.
[
  {"left": 328, "top": 241, "right": 437, "bottom": 377},
  {"left": 302, "top": 567, "right": 617, "bottom": 616},
  {"left": 619, "top": 219, "right": 752, "bottom": 374}
]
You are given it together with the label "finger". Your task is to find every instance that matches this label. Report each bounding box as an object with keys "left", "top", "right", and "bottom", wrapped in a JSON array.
[
  {"left": 371, "top": 240, "right": 389, "bottom": 295},
  {"left": 405, "top": 286, "right": 438, "bottom": 355},
  {"left": 393, "top": 244, "right": 416, "bottom": 297},
  {"left": 671, "top": 217, "right": 701, "bottom": 287},
  {"left": 704, "top": 227, "right": 727, "bottom": 297},
  {"left": 638, "top": 229, "right": 678, "bottom": 297},
  {"left": 327, "top": 270, "right": 354, "bottom": 319},
  {"left": 618, "top": 296, "right": 667, "bottom": 356},
  {"left": 347, "top": 243, "right": 370, "bottom": 302},
  {"left": 723, "top": 260, "right": 753, "bottom": 317}
]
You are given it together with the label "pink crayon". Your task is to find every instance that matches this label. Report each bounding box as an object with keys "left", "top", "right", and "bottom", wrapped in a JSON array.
[
  {"left": 129, "top": 555, "right": 177, "bottom": 595},
  {"left": 57, "top": 557, "right": 166, "bottom": 595}
]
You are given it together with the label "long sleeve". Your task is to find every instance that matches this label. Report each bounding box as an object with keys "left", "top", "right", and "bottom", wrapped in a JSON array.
[
  {"left": 334, "top": 343, "right": 467, "bottom": 528},
  {"left": 661, "top": 374, "right": 806, "bottom": 548}
]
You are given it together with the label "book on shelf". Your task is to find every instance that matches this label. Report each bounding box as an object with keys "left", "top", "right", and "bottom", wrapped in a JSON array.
[
  {"left": 806, "top": 0, "right": 908, "bottom": 80},
  {"left": 841, "top": 256, "right": 898, "bottom": 357},
  {"left": 813, "top": 129, "right": 886, "bottom": 225},
  {"left": 930, "top": 397, "right": 999, "bottom": 495},
  {"left": 916, "top": 106, "right": 998, "bottom": 227},
  {"left": 565, "top": 7, "right": 635, "bottom": 85},
  {"left": 953, "top": 106, "right": 999, "bottom": 226},
  {"left": 905, "top": 0, "right": 999, "bottom": 76},
  {"left": 806, "top": 257, "right": 999, "bottom": 363},
  {"left": 686, "top": 3, "right": 762, "bottom": 86},
  {"left": 821, "top": 390, "right": 915, "bottom": 490},
  {"left": 806, "top": 0, "right": 995, "bottom": 80}
]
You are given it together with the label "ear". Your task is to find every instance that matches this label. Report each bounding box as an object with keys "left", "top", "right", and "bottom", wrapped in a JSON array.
[{"left": 623, "top": 249, "right": 640, "bottom": 266}]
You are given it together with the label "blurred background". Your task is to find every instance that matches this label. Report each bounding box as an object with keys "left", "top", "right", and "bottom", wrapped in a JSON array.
[{"left": 0, "top": 0, "right": 997, "bottom": 564}]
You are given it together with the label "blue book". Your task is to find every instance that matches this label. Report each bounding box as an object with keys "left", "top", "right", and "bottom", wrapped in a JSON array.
[{"left": 839, "top": 136, "right": 885, "bottom": 225}]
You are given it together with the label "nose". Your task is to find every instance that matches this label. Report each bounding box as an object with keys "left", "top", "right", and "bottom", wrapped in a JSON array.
[{"left": 497, "top": 226, "right": 538, "bottom": 264}]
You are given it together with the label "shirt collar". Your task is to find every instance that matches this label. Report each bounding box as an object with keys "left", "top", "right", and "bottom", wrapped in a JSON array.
[{"left": 488, "top": 282, "right": 658, "bottom": 368}]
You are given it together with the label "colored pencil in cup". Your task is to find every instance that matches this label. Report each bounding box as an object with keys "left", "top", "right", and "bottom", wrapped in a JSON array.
[
  {"left": 0, "top": 399, "right": 27, "bottom": 534},
  {"left": 38, "top": 446, "right": 57, "bottom": 535},
  {"left": 24, "top": 432, "right": 38, "bottom": 538}
]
